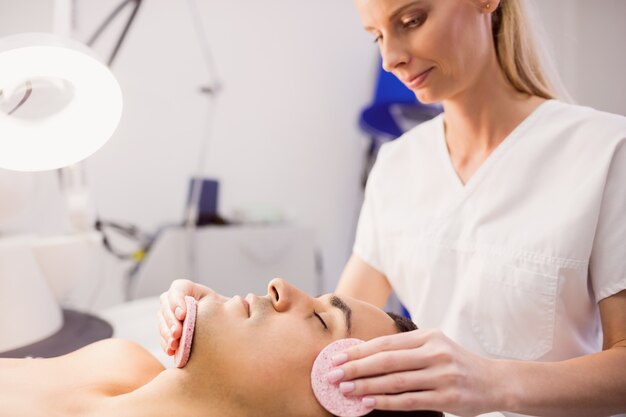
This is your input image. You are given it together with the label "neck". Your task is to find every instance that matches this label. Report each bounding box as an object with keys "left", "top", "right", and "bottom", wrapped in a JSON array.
[{"left": 441, "top": 52, "right": 546, "bottom": 156}]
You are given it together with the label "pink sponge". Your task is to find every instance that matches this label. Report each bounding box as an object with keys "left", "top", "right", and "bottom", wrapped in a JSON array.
[
  {"left": 311, "top": 338, "right": 370, "bottom": 417},
  {"left": 174, "top": 296, "right": 197, "bottom": 368}
]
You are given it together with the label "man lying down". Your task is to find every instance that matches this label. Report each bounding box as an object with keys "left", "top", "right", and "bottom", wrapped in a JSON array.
[{"left": 0, "top": 278, "right": 442, "bottom": 417}]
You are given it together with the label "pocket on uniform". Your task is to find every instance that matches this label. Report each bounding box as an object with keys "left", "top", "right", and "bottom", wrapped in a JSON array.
[{"left": 470, "top": 260, "right": 558, "bottom": 360}]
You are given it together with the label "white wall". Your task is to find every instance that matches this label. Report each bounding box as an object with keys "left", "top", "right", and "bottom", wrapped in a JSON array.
[
  {"left": 0, "top": 0, "right": 53, "bottom": 34},
  {"left": 72, "top": 0, "right": 376, "bottom": 291},
  {"left": 532, "top": 0, "right": 626, "bottom": 115},
  {"left": 2, "top": 0, "right": 626, "bottom": 295}
]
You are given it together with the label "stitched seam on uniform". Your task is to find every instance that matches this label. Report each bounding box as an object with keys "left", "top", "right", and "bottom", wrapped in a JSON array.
[{"left": 400, "top": 234, "right": 589, "bottom": 269}]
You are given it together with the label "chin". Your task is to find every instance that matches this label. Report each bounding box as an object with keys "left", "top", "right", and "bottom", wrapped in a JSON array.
[
  {"left": 416, "top": 94, "right": 441, "bottom": 104},
  {"left": 415, "top": 90, "right": 440, "bottom": 104}
]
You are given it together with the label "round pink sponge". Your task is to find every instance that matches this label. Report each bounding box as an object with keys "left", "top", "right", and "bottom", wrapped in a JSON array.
[
  {"left": 311, "top": 338, "right": 371, "bottom": 417},
  {"left": 174, "top": 296, "right": 197, "bottom": 368}
]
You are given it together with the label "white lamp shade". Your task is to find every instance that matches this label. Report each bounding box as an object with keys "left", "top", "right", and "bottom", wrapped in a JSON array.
[{"left": 0, "top": 33, "right": 123, "bottom": 172}]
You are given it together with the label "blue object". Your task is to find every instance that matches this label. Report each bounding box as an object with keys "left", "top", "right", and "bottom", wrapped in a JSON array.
[
  {"left": 372, "top": 62, "right": 418, "bottom": 104},
  {"left": 359, "top": 58, "right": 442, "bottom": 140},
  {"left": 187, "top": 177, "right": 219, "bottom": 217},
  {"left": 358, "top": 58, "right": 442, "bottom": 185},
  {"left": 401, "top": 305, "right": 412, "bottom": 320}
]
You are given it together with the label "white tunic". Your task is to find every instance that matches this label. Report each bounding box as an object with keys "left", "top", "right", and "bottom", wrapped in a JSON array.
[{"left": 353, "top": 100, "right": 626, "bottom": 417}]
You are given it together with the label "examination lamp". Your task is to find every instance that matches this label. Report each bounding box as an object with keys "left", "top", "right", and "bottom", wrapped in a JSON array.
[
  {"left": 0, "top": 33, "right": 123, "bottom": 171},
  {"left": 0, "top": 32, "right": 122, "bottom": 354}
]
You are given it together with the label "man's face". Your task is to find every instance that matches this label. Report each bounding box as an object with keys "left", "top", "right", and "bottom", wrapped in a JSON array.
[{"left": 192, "top": 278, "right": 399, "bottom": 416}]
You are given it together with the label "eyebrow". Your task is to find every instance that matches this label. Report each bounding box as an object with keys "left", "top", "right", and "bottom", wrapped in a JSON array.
[
  {"left": 330, "top": 295, "right": 352, "bottom": 336},
  {"left": 364, "top": 0, "right": 428, "bottom": 31}
]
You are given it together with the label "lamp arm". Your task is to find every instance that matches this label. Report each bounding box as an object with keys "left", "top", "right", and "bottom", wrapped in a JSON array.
[
  {"left": 86, "top": 0, "right": 143, "bottom": 67},
  {"left": 5, "top": 80, "right": 32, "bottom": 116}
]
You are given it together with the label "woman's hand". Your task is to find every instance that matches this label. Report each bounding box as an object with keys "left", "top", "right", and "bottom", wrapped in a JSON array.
[
  {"left": 158, "top": 279, "right": 229, "bottom": 356},
  {"left": 329, "top": 329, "right": 505, "bottom": 417}
]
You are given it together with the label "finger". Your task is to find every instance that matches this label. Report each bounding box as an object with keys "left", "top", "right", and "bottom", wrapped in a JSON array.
[
  {"left": 166, "top": 283, "right": 190, "bottom": 321},
  {"left": 160, "top": 291, "right": 181, "bottom": 329},
  {"left": 158, "top": 311, "right": 171, "bottom": 341},
  {"left": 170, "top": 337, "right": 180, "bottom": 352},
  {"left": 337, "top": 348, "right": 433, "bottom": 381},
  {"left": 161, "top": 312, "right": 183, "bottom": 350},
  {"left": 341, "top": 369, "right": 438, "bottom": 397},
  {"left": 169, "top": 278, "right": 215, "bottom": 305},
  {"left": 159, "top": 332, "right": 175, "bottom": 356},
  {"left": 158, "top": 311, "right": 179, "bottom": 354},
  {"left": 338, "top": 330, "right": 432, "bottom": 364},
  {"left": 362, "top": 391, "right": 444, "bottom": 413},
  {"left": 163, "top": 341, "right": 175, "bottom": 356},
  {"left": 160, "top": 322, "right": 180, "bottom": 356},
  {"left": 159, "top": 335, "right": 168, "bottom": 354}
]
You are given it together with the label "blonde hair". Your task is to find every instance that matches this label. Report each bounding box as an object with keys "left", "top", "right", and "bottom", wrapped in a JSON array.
[{"left": 491, "top": 0, "right": 572, "bottom": 101}]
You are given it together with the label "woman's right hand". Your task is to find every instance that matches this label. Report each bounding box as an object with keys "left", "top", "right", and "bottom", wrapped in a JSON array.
[{"left": 158, "top": 279, "right": 230, "bottom": 356}]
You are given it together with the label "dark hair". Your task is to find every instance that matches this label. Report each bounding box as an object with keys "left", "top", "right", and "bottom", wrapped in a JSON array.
[
  {"left": 386, "top": 312, "right": 418, "bottom": 333},
  {"left": 333, "top": 313, "right": 443, "bottom": 417}
]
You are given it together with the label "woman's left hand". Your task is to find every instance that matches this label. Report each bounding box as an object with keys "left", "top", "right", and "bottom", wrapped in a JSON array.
[{"left": 330, "top": 329, "right": 506, "bottom": 417}]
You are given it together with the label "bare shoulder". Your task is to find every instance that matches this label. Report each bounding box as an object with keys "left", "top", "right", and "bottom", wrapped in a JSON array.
[
  {"left": 66, "top": 338, "right": 165, "bottom": 395},
  {"left": 0, "top": 339, "right": 165, "bottom": 417}
]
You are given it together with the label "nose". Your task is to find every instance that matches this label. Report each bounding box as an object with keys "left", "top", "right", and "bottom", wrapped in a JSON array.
[
  {"left": 380, "top": 36, "right": 410, "bottom": 72},
  {"left": 267, "top": 278, "right": 311, "bottom": 312}
]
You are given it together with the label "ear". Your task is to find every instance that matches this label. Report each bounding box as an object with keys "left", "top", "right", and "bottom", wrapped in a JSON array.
[{"left": 479, "top": 0, "right": 502, "bottom": 14}]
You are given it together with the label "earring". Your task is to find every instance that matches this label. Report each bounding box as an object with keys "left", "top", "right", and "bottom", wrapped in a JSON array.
[{"left": 484, "top": 2, "right": 491, "bottom": 10}]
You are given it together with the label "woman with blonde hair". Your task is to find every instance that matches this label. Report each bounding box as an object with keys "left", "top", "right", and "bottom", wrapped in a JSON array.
[{"left": 161, "top": 1, "right": 626, "bottom": 416}]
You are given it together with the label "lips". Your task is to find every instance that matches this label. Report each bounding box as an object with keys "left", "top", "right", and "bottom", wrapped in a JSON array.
[
  {"left": 240, "top": 296, "right": 251, "bottom": 317},
  {"left": 405, "top": 67, "right": 434, "bottom": 88}
]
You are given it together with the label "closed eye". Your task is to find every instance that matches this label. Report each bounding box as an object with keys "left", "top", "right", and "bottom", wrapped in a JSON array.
[
  {"left": 404, "top": 17, "right": 422, "bottom": 27},
  {"left": 314, "top": 311, "right": 328, "bottom": 330}
]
